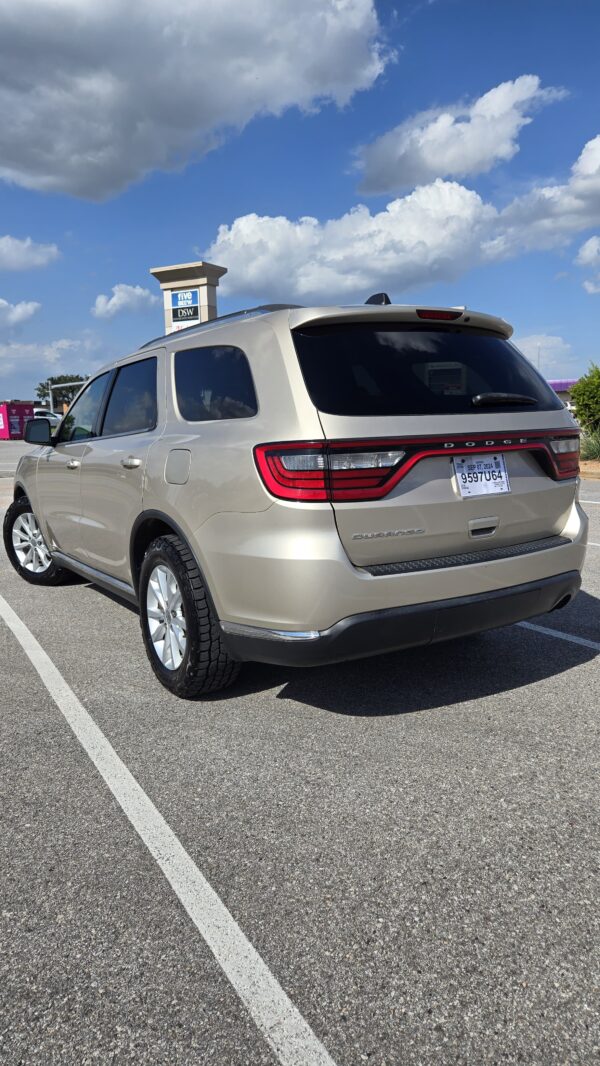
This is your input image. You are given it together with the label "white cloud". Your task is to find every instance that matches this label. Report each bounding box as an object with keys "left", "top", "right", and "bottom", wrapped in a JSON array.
[
  {"left": 575, "top": 234, "right": 600, "bottom": 293},
  {"left": 0, "top": 235, "right": 60, "bottom": 270},
  {"left": 357, "top": 75, "right": 566, "bottom": 194},
  {"left": 485, "top": 135, "right": 600, "bottom": 258},
  {"left": 0, "top": 334, "right": 99, "bottom": 380},
  {"left": 512, "top": 334, "right": 576, "bottom": 375},
  {"left": 0, "top": 297, "right": 40, "bottom": 327},
  {"left": 575, "top": 235, "right": 600, "bottom": 266},
  {"left": 92, "top": 284, "right": 159, "bottom": 318},
  {"left": 206, "top": 179, "right": 495, "bottom": 303},
  {"left": 0, "top": 0, "right": 389, "bottom": 200},
  {"left": 205, "top": 133, "right": 600, "bottom": 304}
]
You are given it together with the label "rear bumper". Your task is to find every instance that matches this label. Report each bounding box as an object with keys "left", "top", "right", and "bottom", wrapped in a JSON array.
[{"left": 221, "top": 570, "right": 581, "bottom": 667}]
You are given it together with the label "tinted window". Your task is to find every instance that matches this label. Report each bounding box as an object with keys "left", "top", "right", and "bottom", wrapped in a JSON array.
[
  {"left": 56, "top": 373, "right": 111, "bottom": 443},
  {"left": 175, "top": 346, "right": 257, "bottom": 422},
  {"left": 102, "top": 358, "right": 157, "bottom": 436},
  {"left": 293, "top": 325, "right": 563, "bottom": 416}
]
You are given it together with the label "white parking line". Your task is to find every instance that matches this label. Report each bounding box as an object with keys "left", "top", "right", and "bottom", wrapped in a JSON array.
[
  {"left": 587, "top": 541, "right": 600, "bottom": 547},
  {"left": 518, "top": 620, "right": 600, "bottom": 652},
  {"left": 580, "top": 499, "right": 600, "bottom": 504},
  {"left": 0, "top": 592, "right": 336, "bottom": 1066}
]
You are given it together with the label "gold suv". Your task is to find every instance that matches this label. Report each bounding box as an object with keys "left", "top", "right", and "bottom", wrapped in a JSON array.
[{"left": 4, "top": 302, "right": 587, "bottom": 696}]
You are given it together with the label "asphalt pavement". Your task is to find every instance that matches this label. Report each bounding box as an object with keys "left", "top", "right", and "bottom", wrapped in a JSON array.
[
  {"left": 1, "top": 480, "right": 598, "bottom": 1065},
  {"left": 0, "top": 441, "right": 35, "bottom": 478}
]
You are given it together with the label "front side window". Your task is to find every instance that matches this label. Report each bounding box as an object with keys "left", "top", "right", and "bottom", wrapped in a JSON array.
[
  {"left": 174, "top": 346, "right": 257, "bottom": 422},
  {"left": 292, "top": 324, "right": 564, "bottom": 416},
  {"left": 101, "top": 358, "right": 157, "bottom": 436},
  {"left": 56, "top": 373, "right": 111, "bottom": 443}
]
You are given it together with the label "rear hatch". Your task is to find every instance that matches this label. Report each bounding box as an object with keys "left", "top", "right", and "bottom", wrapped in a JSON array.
[{"left": 290, "top": 315, "right": 579, "bottom": 568}]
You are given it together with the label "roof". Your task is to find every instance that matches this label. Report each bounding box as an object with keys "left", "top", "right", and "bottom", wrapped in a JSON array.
[
  {"left": 140, "top": 304, "right": 303, "bottom": 349},
  {"left": 548, "top": 378, "right": 578, "bottom": 392},
  {"left": 140, "top": 302, "right": 513, "bottom": 348}
]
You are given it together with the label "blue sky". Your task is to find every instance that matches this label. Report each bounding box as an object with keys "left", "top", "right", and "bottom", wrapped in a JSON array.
[{"left": 1, "top": 0, "right": 599, "bottom": 399}]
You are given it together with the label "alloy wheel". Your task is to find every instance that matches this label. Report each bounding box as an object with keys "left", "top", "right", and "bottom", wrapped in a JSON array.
[
  {"left": 146, "top": 564, "right": 187, "bottom": 671},
  {"left": 12, "top": 512, "right": 52, "bottom": 573}
]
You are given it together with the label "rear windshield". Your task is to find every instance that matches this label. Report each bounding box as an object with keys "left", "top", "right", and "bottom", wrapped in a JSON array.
[{"left": 292, "top": 324, "right": 563, "bottom": 416}]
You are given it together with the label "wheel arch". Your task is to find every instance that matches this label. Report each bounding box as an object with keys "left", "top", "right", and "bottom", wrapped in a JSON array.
[
  {"left": 13, "top": 483, "right": 28, "bottom": 501},
  {"left": 130, "top": 510, "right": 221, "bottom": 619}
]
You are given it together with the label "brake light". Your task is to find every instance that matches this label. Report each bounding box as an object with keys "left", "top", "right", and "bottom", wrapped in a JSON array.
[
  {"left": 254, "top": 442, "right": 406, "bottom": 501},
  {"left": 254, "top": 431, "right": 580, "bottom": 502},
  {"left": 549, "top": 436, "right": 580, "bottom": 477},
  {"left": 416, "top": 309, "right": 463, "bottom": 321}
]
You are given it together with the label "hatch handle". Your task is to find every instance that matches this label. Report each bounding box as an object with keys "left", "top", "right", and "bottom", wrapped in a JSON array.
[{"left": 468, "top": 517, "right": 498, "bottom": 538}]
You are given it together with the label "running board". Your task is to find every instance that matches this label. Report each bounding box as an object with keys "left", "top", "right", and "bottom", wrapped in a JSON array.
[{"left": 52, "top": 551, "right": 138, "bottom": 606}]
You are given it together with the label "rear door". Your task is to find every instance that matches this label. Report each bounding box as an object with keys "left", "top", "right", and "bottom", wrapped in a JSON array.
[
  {"left": 292, "top": 322, "right": 579, "bottom": 567},
  {"left": 80, "top": 353, "right": 162, "bottom": 583}
]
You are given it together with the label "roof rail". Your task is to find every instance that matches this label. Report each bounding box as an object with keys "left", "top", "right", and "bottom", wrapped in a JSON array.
[{"left": 140, "top": 304, "right": 304, "bottom": 349}]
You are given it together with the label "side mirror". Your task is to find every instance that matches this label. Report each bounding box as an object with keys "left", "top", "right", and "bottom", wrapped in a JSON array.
[{"left": 24, "top": 417, "right": 53, "bottom": 445}]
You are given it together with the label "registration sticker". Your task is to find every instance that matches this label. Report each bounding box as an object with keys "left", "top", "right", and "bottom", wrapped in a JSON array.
[{"left": 453, "top": 454, "right": 511, "bottom": 497}]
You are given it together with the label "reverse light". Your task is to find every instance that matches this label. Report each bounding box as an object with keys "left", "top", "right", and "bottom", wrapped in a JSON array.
[{"left": 549, "top": 437, "right": 579, "bottom": 454}]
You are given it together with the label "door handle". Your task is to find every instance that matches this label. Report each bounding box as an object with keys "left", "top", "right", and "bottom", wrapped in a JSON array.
[
  {"left": 120, "top": 456, "right": 142, "bottom": 469},
  {"left": 66, "top": 459, "right": 80, "bottom": 470}
]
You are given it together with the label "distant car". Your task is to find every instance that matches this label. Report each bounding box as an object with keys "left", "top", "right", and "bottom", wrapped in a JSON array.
[{"left": 32, "top": 408, "right": 61, "bottom": 427}]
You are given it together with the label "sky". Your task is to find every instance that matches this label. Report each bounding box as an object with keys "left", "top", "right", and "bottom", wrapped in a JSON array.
[{"left": 1, "top": 0, "right": 599, "bottom": 399}]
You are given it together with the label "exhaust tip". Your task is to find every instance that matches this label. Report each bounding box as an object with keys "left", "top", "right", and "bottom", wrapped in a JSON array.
[{"left": 551, "top": 594, "right": 572, "bottom": 612}]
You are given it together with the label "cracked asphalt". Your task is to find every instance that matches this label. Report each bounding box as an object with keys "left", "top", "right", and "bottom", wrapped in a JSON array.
[{"left": 0, "top": 474, "right": 598, "bottom": 1065}]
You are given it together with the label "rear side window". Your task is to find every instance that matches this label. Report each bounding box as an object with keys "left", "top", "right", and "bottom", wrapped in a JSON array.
[
  {"left": 174, "top": 346, "right": 257, "bottom": 422},
  {"left": 292, "top": 324, "right": 563, "bottom": 416},
  {"left": 102, "top": 357, "right": 157, "bottom": 436}
]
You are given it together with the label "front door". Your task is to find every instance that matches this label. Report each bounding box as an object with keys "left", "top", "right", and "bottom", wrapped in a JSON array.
[
  {"left": 35, "top": 373, "right": 112, "bottom": 558},
  {"left": 80, "top": 354, "right": 162, "bottom": 584}
]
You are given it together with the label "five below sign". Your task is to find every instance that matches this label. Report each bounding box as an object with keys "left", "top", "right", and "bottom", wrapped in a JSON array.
[{"left": 172, "top": 289, "right": 199, "bottom": 322}]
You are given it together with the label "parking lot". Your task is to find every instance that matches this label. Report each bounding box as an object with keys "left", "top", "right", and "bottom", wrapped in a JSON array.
[{"left": 0, "top": 469, "right": 598, "bottom": 1065}]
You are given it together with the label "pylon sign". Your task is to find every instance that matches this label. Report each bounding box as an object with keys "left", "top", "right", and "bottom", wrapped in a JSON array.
[{"left": 171, "top": 289, "right": 199, "bottom": 323}]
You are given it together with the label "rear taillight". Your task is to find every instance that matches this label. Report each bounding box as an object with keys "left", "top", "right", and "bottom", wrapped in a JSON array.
[
  {"left": 549, "top": 436, "right": 580, "bottom": 478},
  {"left": 254, "top": 431, "right": 580, "bottom": 502},
  {"left": 254, "top": 442, "right": 405, "bottom": 501}
]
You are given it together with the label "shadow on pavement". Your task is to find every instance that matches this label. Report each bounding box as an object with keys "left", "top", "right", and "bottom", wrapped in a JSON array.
[{"left": 226, "top": 590, "right": 599, "bottom": 717}]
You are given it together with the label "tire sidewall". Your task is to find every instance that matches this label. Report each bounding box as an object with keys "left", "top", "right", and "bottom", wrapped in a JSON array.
[
  {"left": 2, "top": 497, "right": 64, "bottom": 586},
  {"left": 139, "top": 539, "right": 202, "bottom": 692}
]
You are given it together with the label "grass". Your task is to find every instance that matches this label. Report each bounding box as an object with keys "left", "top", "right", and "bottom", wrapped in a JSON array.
[{"left": 581, "top": 429, "right": 600, "bottom": 461}]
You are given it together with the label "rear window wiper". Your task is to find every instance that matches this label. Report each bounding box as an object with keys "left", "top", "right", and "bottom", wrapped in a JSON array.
[{"left": 472, "top": 392, "right": 537, "bottom": 407}]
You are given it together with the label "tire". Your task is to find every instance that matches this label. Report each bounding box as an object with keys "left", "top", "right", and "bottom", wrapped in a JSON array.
[
  {"left": 139, "top": 534, "right": 241, "bottom": 698},
  {"left": 3, "top": 496, "right": 69, "bottom": 586}
]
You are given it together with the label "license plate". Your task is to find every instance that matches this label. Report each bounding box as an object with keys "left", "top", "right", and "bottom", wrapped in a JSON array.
[{"left": 453, "top": 454, "right": 511, "bottom": 497}]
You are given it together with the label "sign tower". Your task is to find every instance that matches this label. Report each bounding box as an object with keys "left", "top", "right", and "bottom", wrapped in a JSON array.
[{"left": 149, "top": 260, "right": 227, "bottom": 335}]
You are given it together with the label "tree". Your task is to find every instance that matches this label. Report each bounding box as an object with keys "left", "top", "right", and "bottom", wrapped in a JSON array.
[
  {"left": 36, "top": 374, "right": 88, "bottom": 408},
  {"left": 571, "top": 364, "right": 600, "bottom": 432}
]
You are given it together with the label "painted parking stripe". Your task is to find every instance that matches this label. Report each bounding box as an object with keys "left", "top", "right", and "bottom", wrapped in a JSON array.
[
  {"left": 580, "top": 499, "right": 600, "bottom": 504},
  {"left": 0, "top": 591, "right": 337, "bottom": 1066},
  {"left": 518, "top": 620, "right": 600, "bottom": 652}
]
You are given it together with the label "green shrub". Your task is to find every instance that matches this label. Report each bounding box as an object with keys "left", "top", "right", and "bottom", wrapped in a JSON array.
[
  {"left": 571, "top": 364, "right": 600, "bottom": 432},
  {"left": 581, "top": 429, "right": 600, "bottom": 461}
]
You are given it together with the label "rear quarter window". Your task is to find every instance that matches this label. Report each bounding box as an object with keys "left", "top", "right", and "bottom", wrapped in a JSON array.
[
  {"left": 174, "top": 345, "right": 257, "bottom": 422},
  {"left": 292, "top": 324, "right": 564, "bottom": 416}
]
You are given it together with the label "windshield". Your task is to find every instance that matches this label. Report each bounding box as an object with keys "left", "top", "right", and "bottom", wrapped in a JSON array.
[{"left": 292, "top": 324, "right": 563, "bottom": 416}]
